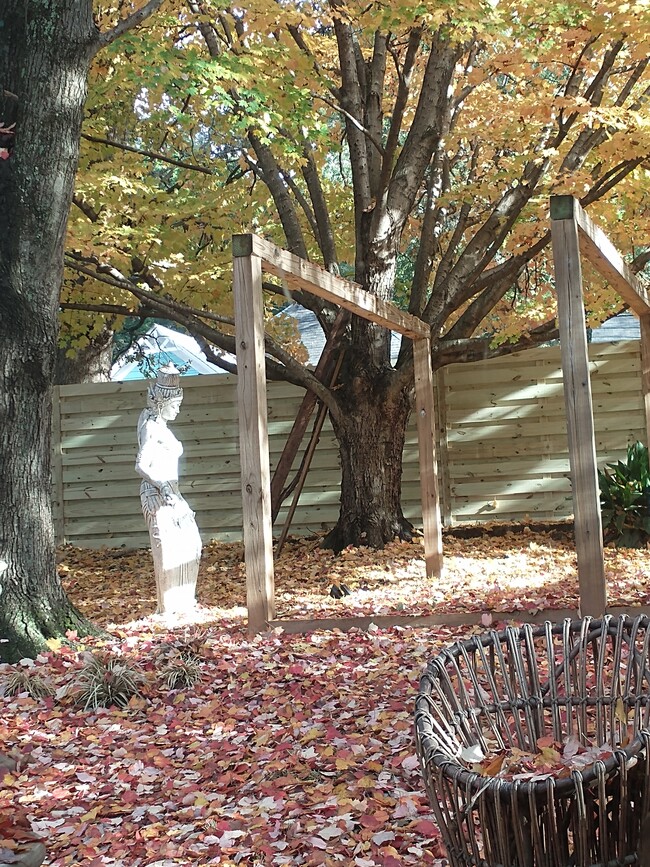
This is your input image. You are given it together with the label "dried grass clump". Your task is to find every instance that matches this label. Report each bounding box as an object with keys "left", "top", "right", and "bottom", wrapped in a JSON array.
[{"left": 154, "top": 628, "right": 207, "bottom": 691}]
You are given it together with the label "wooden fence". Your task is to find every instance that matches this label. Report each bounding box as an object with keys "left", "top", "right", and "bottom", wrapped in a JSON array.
[{"left": 52, "top": 341, "right": 644, "bottom": 548}]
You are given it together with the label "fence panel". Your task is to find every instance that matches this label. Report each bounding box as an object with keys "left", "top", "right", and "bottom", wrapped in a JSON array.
[
  {"left": 52, "top": 341, "right": 644, "bottom": 547},
  {"left": 442, "top": 342, "right": 644, "bottom": 523}
]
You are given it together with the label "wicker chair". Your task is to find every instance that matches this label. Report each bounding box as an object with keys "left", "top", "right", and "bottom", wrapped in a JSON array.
[{"left": 415, "top": 616, "right": 650, "bottom": 867}]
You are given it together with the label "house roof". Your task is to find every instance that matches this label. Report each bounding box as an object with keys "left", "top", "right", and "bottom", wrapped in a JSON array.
[
  {"left": 111, "top": 310, "right": 640, "bottom": 381},
  {"left": 281, "top": 303, "right": 402, "bottom": 366},
  {"left": 110, "top": 324, "right": 224, "bottom": 380},
  {"left": 590, "top": 311, "right": 640, "bottom": 342}
]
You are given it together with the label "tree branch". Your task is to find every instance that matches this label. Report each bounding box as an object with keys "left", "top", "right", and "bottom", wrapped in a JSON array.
[
  {"left": 247, "top": 131, "right": 308, "bottom": 259},
  {"left": 72, "top": 195, "right": 100, "bottom": 222},
  {"left": 81, "top": 133, "right": 213, "bottom": 174},
  {"left": 63, "top": 256, "right": 337, "bottom": 405},
  {"left": 60, "top": 301, "right": 136, "bottom": 316},
  {"left": 65, "top": 255, "right": 236, "bottom": 327},
  {"left": 314, "top": 92, "right": 385, "bottom": 157},
  {"left": 96, "top": 0, "right": 166, "bottom": 51},
  {"left": 381, "top": 28, "right": 421, "bottom": 192}
]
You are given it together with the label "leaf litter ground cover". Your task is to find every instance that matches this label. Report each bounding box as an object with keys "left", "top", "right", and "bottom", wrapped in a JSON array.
[
  {"left": 2, "top": 524, "right": 649, "bottom": 866},
  {"left": 59, "top": 523, "right": 650, "bottom": 626}
]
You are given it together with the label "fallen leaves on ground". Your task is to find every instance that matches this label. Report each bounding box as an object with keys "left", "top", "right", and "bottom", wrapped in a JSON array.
[
  {"left": 58, "top": 523, "right": 650, "bottom": 628},
  {"left": 2, "top": 622, "right": 451, "bottom": 866},
  {"left": 1, "top": 523, "right": 648, "bottom": 866}
]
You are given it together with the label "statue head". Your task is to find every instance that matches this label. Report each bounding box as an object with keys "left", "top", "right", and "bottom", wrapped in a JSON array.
[{"left": 147, "top": 364, "right": 183, "bottom": 417}]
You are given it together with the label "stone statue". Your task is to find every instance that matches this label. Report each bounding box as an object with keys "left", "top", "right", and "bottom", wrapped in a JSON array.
[{"left": 135, "top": 365, "right": 201, "bottom": 614}]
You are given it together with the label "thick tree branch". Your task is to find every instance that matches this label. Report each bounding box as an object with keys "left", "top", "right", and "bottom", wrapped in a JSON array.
[
  {"left": 333, "top": 16, "right": 373, "bottom": 249},
  {"left": 301, "top": 149, "right": 339, "bottom": 271},
  {"left": 247, "top": 132, "right": 308, "bottom": 259},
  {"left": 583, "top": 157, "right": 646, "bottom": 205},
  {"left": 434, "top": 318, "right": 561, "bottom": 368},
  {"left": 366, "top": 31, "right": 387, "bottom": 196},
  {"left": 381, "top": 28, "right": 421, "bottom": 192},
  {"left": 96, "top": 0, "right": 166, "bottom": 51},
  {"left": 63, "top": 256, "right": 337, "bottom": 406},
  {"left": 385, "top": 34, "right": 460, "bottom": 222},
  {"left": 563, "top": 37, "right": 599, "bottom": 99},
  {"left": 633, "top": 250, "right": 650, "bottom": 274},
  {"left": 72, "top": 195, "right": 100, "bottom": 222},
  {"left": 615, "top": 57, "right": 648, "bottom": 106}
]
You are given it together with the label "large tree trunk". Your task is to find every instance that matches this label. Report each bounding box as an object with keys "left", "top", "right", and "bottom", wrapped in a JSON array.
[
  {"left": 54, "top": 329, "right": 113, "bottom": 385},
  {"left": 323, "top": 365, "right": 414, "bottom": 551},
  {"left": 0, "top": 1, "right": 101, "bottom": 662}
]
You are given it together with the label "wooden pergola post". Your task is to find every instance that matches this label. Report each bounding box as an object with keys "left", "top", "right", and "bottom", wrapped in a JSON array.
[
  {"left": 414, "top": 337, "right": 443, "bottom": 576},
  {"left": 550, "top": 195, "right": 650, "bottom": 618},
  {"left": 550, "top": 198, "right": 606, "bottom": 616},
  {"left": 232, "top": 233, "right": 443, "bottom": 633},
  {"left": 232, "top": 248, "right": 275, "bottom": 632}
]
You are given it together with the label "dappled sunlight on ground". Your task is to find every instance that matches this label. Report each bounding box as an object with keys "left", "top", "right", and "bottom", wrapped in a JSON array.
[{"left": 59, "top": 522, "right": 650, "bottom": 628}]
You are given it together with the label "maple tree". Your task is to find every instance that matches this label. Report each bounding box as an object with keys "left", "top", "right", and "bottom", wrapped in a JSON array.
[
  {"left": 63, "top": 0, "right": 650, "bottom": 551},
  {"left": 0, "top": 0, "right": 166, "bottom": 663}
]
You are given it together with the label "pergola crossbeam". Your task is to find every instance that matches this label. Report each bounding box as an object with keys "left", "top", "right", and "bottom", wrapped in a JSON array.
[
  {"left": 551, "top": 196, "right": 650, "bottom": 314},
  {"left": 233, "top": 234, "right": 430, "bottom": 340}
]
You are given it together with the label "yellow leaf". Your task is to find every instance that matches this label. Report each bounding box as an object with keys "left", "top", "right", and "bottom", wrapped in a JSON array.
[
  {"left": 45, "top": 638, "right": 63, "bottom": 651},
  {"left": 81, "top": 806, "right": 102, "bottom": 821},
  {"left": 615, "top": 697, "right": 628, "bottom": 724},
  {"left": 353, "top": 776, "right": 376, "bottom": 788}
]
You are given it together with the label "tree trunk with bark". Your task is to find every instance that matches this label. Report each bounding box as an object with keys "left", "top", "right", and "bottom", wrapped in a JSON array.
[
  {"left": 0, "top": 1, "right": 101, "bottom": 662},
  {"left": 54, "top": 330, "right": 113, "bottom": 385},
  {"left": 324, "top": 366, "right": 414, "bottom": 551}
]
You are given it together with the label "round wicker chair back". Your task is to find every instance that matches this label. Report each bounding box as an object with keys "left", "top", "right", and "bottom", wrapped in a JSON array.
[{"left": 415, "top": 616, "right": 650, "bottom": 867}]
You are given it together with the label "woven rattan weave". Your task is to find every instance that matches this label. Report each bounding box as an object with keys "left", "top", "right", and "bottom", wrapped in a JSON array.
[{"left": 415, "top": 616, "right": 650, "bottom": 867}]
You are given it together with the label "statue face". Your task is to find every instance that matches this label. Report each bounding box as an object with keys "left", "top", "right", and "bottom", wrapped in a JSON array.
[{"left": 161, "top": 396, "right": 182, "bottom": 420}]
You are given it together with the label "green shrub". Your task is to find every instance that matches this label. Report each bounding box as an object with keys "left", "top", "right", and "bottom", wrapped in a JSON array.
[
  {"left": 73, "top": 653, "right": 145, "bottom": 710},
  {"left": 160, "top": 655, "right": 203, "bottom": 690},
  {"left": 3, "top": 669, "right": 54, "bottom": 700},
  {"left": 598, "top": 441, "right": 650, "bottom": 547}
]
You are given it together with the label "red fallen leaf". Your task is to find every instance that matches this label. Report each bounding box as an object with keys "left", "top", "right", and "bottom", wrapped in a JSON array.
[
  {"left": 360, "top": 814, "right": 389, "bottom": 830},
  {"left": 412, "top": 819, "right": 439, "bottom": 837},
  {"left": 9, "top": 528, "right": 649, "bottom": 867}
]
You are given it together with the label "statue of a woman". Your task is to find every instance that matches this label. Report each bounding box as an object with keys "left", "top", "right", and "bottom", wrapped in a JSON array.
[{"left": 135, "top": 365, "right": 202, "bottom": 614}]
